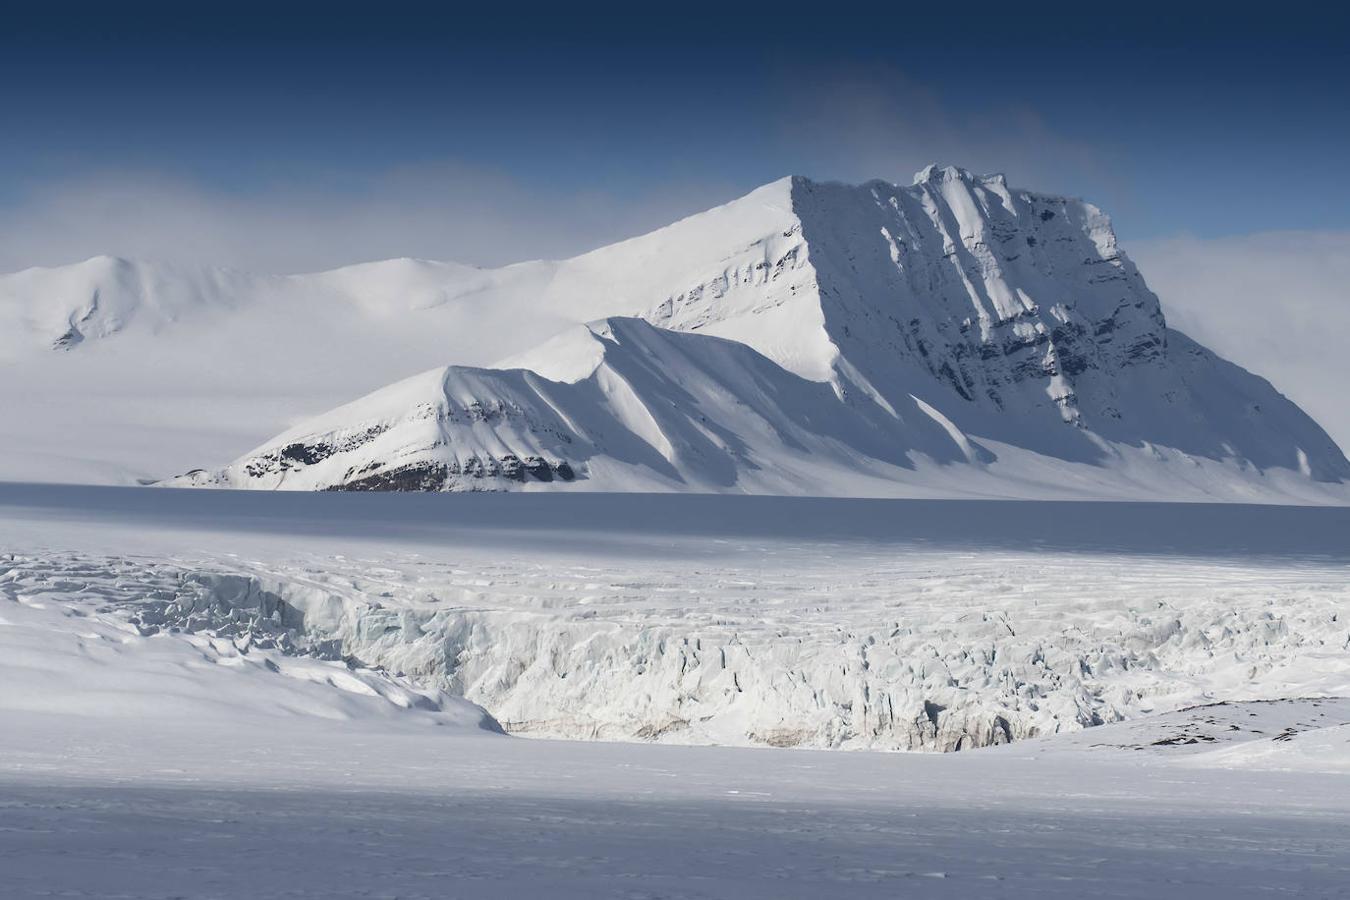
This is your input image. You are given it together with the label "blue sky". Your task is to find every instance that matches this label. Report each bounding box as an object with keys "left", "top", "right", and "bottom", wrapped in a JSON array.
[{"left": 3, "top": 2, "right": 1348, "bottom": 270}]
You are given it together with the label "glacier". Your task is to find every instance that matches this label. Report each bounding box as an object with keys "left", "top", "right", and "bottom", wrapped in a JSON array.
[
  {"left": 6, "top": 482, "right": 1350, "bottom": 898},
  {"left": 6, "top": 483, "right": 1348, "bottom": 753},
  {"left": 5, "top": 481, "right": 1350, "bottom": 898}
]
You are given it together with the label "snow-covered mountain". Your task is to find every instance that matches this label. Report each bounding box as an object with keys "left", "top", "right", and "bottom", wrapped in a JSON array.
[
  {"left": 5, "top": 166, "right": 1348, "bottom": 499},
  {"left": 172, "top": 316, "right": 982, "bottom": 494}
]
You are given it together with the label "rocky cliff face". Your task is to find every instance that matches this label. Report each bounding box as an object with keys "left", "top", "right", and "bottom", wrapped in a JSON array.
[
  {"left": 645, "top": 166, "right": 1348, "bottom": 483},
  {"left": 798, "top": 167, "right": 1166, "bottom": 420}
]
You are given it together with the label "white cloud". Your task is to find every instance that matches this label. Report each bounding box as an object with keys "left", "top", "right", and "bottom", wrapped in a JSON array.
[
  {"left": 1130, "top": 231, "right": 1350, "bottom": 453},
  {"left": 0, "top": 163, "right": 741, "bottom": 275},
  {"left": 0, "top": 64, "right": 1123, "bottom": 278},
  {"left": 773, "top": 62, "right": 1121, "bottom": 201}
]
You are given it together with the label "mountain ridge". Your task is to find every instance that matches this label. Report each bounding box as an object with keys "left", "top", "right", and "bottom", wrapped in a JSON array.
[
  {"left": 173, "top": 314, "right": 1349, "bottom": 503},
  {"left": 3, "top": 165, "right": 1347, "bottom": 498},
  {"left": 172, "top": 316, "right": 981, "bottom": 495}
]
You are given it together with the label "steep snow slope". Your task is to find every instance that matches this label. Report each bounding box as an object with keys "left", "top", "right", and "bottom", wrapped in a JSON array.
[
  {"left": 173, "top": 317, "right": 979, "bottom": 495},
  {"left": 4, "top": 167, "right": 1346, "bottom": 495},
  {"left": 783, "top": 169, "right": 1348, "bottom": 482},
  {"left": 174, "top": 315, "right": 1348, "bottom": 502}
]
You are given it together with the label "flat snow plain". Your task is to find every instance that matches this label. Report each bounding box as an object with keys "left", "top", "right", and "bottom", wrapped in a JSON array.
[{"left": 3, "top": 484, "right": 1350, "bottom": 898}]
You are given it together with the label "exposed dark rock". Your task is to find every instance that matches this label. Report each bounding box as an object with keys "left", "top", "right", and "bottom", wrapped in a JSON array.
[
  {"left": 325, "top": 456, "right": 578, "bottom": 492},
  {"left": 329, "top": 462, "right": 452, "bottom": 492},
  {"left": 280, "top": 442, "right": 329, "bottom": 465}
]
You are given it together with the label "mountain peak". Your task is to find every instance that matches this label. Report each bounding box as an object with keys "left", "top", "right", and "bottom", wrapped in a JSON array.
[
  {"left": 913, "top": 163, "right": 969, "bottom": 185},
  {"left": 910, "top": 163, "right": 1009, "bottom": 188}
]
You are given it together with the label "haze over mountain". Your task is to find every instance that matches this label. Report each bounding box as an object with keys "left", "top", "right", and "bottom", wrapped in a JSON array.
[{"left": 4, "top": 166, "right": 1346, "bottom": 501}]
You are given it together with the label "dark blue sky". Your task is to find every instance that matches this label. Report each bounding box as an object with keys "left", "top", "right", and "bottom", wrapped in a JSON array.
[{"left": 3, "top": 2, "right": 1348, "bottom": 269}]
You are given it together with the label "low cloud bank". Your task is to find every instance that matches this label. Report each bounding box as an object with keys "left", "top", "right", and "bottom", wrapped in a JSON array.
[{"left": 1132, "top": 231, "right": 1350, "bottom": 452}]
